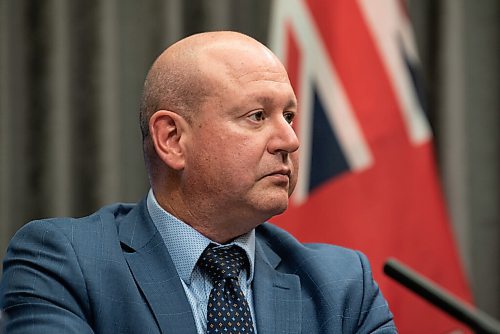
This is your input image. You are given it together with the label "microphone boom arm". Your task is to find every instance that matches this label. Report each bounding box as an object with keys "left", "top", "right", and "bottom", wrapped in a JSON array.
[{"left": 383, "top": 258, "right": 500, "bottom": 333}]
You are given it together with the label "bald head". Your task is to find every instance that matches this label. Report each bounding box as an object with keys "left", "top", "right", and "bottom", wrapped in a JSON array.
[
  {"left": 140, "top": 31, "right": 286, "bottom": 136},
  {"left": 140, "top": 31, "right": 289, "bottom": 181}
]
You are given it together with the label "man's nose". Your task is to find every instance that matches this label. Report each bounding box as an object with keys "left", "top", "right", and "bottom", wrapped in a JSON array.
[{"left": 267, "top": 117, "right": 300, "bottom": 155}]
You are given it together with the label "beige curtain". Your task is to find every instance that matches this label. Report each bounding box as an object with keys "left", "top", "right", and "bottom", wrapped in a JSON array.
[{"left": 1, "top": 0, "right": 498, "bottom": 319}]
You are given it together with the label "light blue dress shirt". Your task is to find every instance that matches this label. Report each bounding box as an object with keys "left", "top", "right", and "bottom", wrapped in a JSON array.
[{"left": 146, "top": 190, "right": 257, "bottom": 333}]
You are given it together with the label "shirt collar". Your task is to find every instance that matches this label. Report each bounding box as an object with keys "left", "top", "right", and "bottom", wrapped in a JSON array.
[{"left": 146, "top": 189, "right": 256, "bottom": 285}]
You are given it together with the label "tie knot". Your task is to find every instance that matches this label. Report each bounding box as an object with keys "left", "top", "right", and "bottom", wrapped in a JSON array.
[{"left": 198, "top": 244, "right": 248, "bottom": 281}]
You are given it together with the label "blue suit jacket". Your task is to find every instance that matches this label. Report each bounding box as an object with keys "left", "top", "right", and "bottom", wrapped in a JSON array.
[{"left": 0, "top": 200, "right": 396, "bottom": 333}]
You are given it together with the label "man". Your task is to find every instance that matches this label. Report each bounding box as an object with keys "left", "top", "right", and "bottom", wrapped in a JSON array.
[{"left": 0, "top": 31, "right": 396, "bottom": 333}]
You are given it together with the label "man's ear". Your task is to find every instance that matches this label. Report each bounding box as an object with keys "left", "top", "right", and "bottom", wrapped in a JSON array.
[{"left": 149, "top": 110, "right": 189, "bottom": 170}]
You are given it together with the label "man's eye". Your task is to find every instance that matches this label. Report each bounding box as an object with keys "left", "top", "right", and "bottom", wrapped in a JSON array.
[
  {"left": 283, "top": 112, "right": 295, "bottom": 124},
  {"left": 248, "top": 111, "right": 265, "bottom": 122}
]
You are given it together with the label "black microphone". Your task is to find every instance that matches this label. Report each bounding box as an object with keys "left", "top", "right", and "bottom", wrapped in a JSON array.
[{"left": 383, "top": 258, "right": 500, "bottom": 334}]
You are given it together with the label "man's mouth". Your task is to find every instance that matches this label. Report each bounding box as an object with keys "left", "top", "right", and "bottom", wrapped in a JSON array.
[{"left": 263, "top": 168, "right": 291, "bottom": 183}]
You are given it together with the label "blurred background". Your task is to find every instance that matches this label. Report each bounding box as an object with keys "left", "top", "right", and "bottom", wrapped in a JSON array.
[{"left": 0, "top": 0, "right": 498, "bottom": 327}]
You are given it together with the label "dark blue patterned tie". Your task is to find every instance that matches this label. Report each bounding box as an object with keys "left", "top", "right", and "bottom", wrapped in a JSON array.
[{"left": 198, "top": 244, "right": 255, "bottom": 334}]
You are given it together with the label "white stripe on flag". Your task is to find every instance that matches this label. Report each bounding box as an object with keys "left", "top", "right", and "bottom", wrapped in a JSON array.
[
  {"left": 358, "top": 0, "right": 432, "bottom": 145},
  {"left": 270, "top": 0, "right": 374, "bottom": 203}
]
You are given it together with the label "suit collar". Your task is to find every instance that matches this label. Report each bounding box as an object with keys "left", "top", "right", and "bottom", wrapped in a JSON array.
[
  {"left": 117, "top": 199, "right": 157, "bottom": 251},
  {"left": 253, "top": 237, "right": 302, "bottom": 334},
  {"left": 117, "top": 201, "right": 303, "bottom": 333},
  {"left": 117, "top": 199, "right": 197, "bottom": 334}
]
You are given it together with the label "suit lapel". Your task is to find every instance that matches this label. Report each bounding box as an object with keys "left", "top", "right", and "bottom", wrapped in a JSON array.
[
  {"left": 253, "top": 239, "right": 302, "bottom": 334},
  {"left": 118, "top": 200, "right": 197, "bottom": 334}
]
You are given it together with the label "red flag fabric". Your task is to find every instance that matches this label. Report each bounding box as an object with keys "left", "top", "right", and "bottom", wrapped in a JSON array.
[{"left": 269, "top": 0, "right": 473, "bottom": 332}]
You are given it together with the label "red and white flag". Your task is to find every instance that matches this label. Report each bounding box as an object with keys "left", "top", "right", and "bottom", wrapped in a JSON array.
[{"left": 269, "top": 0, "right": 473, "bottom": 332}]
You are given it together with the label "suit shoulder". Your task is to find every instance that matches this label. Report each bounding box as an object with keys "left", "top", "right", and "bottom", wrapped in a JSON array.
[
  {"left": 20, "top": 203, "right": 135, "bottom": 229},
  {"left": 255, "top": 223, "right": 395, "bottom": 331},
  {"left": 256, "top": 222, "right": 367, "bottom": 271},
  {"left": 8, "top": 203, "right": 137, "bottom": 248},
  {"left": 256, "top": 222, "right": 361, "bottom": 256}
]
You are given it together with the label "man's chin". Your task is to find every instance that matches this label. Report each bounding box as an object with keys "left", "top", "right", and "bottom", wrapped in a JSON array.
[
  {"left": 256, "top": 198, "right": 289, "bottom": 220},
  {"left": 246, "top": 186, "right": 290, "bottom": 218}
]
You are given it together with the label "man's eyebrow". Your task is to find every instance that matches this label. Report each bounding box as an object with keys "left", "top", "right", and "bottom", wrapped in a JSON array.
[
  {"left": 255, "top": 95, "right": 297, "bottom": 109},
  {"left": 284, "top": 98, "right": 298, "bottom": 110}
]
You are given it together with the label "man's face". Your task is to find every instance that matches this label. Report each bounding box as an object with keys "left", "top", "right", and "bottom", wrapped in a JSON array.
[{"left": 182, "top": 50, "right": 299, "bottom": 227}]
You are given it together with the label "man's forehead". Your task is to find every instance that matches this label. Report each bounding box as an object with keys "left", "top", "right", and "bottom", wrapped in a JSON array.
[
  {"left": 228, "top": 80, "right": 297, "bottom": 109},
  {"left": 207, "top": 57, "right": 291, "bottom": 98}
]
